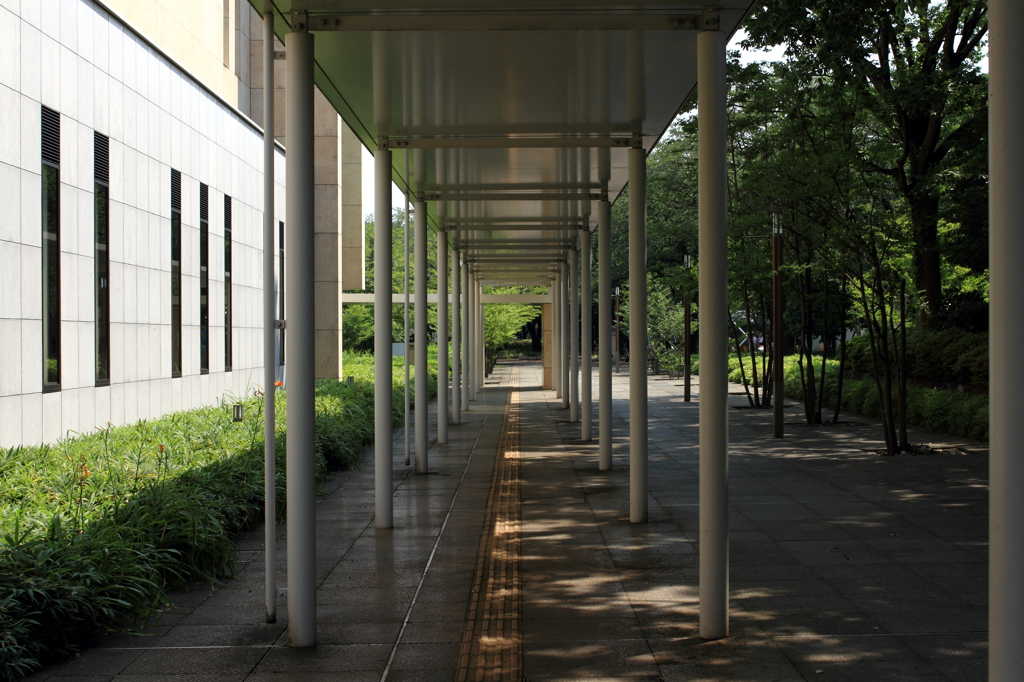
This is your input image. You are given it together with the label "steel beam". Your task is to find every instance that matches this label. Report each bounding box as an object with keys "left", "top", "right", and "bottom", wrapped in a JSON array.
[
  {"left": 305, "top": 13, "right": 700, "bottom": 32},
  {"left": 428, "top": 181, "right": 604, "bottom": 192},
  {"left": 445, "top": 225, "right": 588, "bottom": 232},
  {"left": 444, "top": 216, "right": 587, "bottom": 224},
  {"left": 424, "top": 192, "right": 599, "bottom": 202}
]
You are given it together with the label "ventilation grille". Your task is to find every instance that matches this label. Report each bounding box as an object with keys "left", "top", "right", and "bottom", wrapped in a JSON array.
[
  {"left": 279, "top": 221, "right": 284, "bottom": 250},
  {"left": 171, "top": 169, "right": 181, "bottom": 211},
  {"left": 93, "top": 132, "right": 109, "bottom": 184},
  {"left": 199, "top": 183, "right": 208, "bottom": 221},
  {"left": 224, "top": 195, "right": 232, "bottom": 231},
  {"left": 41, "top": 106, "right": 60, "bottom": 166}
]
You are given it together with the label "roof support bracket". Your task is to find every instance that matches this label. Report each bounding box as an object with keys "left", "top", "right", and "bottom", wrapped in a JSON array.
[{"left": 701, "top": 7, "right": 720, "bottom": 31}]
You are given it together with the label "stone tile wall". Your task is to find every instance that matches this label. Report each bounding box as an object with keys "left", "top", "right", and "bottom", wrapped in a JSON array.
[{"left": 0, "top": 0, "right": 286, "bottom": 448}]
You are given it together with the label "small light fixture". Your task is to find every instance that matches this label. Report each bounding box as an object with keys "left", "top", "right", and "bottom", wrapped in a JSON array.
[
  {"left": 347, "top": 376, "right": 354, "bottom": 384},
  {"left": 233, "top": 404, "right": 244, "bottom": 422}
]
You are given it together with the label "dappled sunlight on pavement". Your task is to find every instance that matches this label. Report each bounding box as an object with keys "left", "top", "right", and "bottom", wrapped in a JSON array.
[{"left": 28, "top": 360, "right": 987, "bottom": 681}]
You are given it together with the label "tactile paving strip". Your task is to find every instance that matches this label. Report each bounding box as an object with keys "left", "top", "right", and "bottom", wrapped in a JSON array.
[{"left": 457, "top": 365, "right": 523, "bottom": 682}]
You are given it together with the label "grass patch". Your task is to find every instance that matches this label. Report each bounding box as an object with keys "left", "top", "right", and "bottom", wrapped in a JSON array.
[{"left": 0, "top": 352, "right": 435, "bottom": 681}]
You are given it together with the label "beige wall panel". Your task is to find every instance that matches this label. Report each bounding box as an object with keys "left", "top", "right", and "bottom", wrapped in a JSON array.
[
  {"left": 105, "top": 0, "right": 239, "bottom": 107},
  {"left": 341, "top": 121, "right": 364, "bottom": 290},
  {"left": 314, "top": 330, "right": 343, "bottom": 380}
]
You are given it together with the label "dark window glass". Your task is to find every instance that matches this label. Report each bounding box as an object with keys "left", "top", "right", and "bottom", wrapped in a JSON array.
[
  {"left": 199, "top": 184, "right": 209, "bottom": 374},
  {"left": 279, "top": 220, "right": 285, "bottom": 366},
  {"left": 224, "top": 195, "right": 233, "bottom": 371},
  {"left": 171, "top": 169, "right": 182, "bottom": 377},
  {"left": 94, "top": 132, "right": 110, "bottom": 386},
  {"left": 41, "top": 105, "right": 60, "bottom": 392},
  {"left": 42, "top": 163, "right": 60, "bottom": 391}
]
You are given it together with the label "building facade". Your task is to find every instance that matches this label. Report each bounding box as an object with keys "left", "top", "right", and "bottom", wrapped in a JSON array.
[{"left": 0, "top": 0, "right": 362, "bottom": 448}]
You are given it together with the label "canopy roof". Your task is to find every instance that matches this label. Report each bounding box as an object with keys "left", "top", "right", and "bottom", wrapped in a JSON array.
[{"left": 258, "top": 2, "right": 753, "bottom": 280}]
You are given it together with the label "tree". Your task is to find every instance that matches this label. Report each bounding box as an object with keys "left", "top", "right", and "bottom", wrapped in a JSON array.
[{"left": 743, "top": 0, "right": 988, "bottom": 328}]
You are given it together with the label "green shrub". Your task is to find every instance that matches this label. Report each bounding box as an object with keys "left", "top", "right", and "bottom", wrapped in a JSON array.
[
  {"left": 844, "top": 329, "right": 988, "bottom": 390},
  {"left": 715, "top": 351, "right": 988, "bottom": 442},
  {"left": 0, "top": 354, "right": 425, "bottom": 681}
]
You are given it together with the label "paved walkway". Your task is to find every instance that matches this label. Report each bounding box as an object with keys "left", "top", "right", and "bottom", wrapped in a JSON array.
[{"left": 29, "top": 361, "right": 988, "bottom": 681}]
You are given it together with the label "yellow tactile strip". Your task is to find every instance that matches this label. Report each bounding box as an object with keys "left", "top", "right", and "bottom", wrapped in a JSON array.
[{"left": 457, "top": 365, "right": 523, "bottom": 682}]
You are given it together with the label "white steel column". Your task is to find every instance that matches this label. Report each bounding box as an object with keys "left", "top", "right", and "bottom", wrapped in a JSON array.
[
  {"left": 437, "top": 226, "right": 449, "bottom": 443},
  {"left": 478, "top": 282, "right": 485, "bottom": 389},
  {"left": 581, "top": 229, "right": 593, "bottom": 440},
  {"left": 374, "top": 144, "right": 394, "bottom": 529},
  {"left": 414, "top": 198, "right": 428, "bottom": 472},
  {"left": 554, "top": 270, "right": 562, "bottom": 399},
  {"left": 598, "top": 200, "right": 613, "bottom": 469},
  {"left": 561, "top": 264, "right": 570, "bottom": 409},
  {"left": 284, "top": 26, "right": 316, "bottom": 648},
  {"left": 462, "top": 259, "right": 470, "bottom": 408},
  {"left": 628, "top": 145, "right": 648, "bottom": 524},
  {"left": 261, "top": 6, "right": 277, "bottom": 626},
  {"left": 570, "top": 248, "right": 580, "bottom": 422},
  {"left": 451, "top": 247, "right": 461, "bottom": 423},
  {"left": 698, "top": 27, "right": 729, "bottom": 640},
  {"left": 469, "top": 278, "right": 478, "bottom": 401},
  {"left": 373, "top": 33, "right": 393, "bottom": 531},
  {"left": 990, "top": 1, "right": 1024, "bottom": 678}
]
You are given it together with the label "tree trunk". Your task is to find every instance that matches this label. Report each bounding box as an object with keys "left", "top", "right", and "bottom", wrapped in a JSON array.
[
  {"left": 898, "top": 279, "right": 909, "bottom": 450},
  {"left": 761, "top": 292, "right": 773, "bottom": 408},
  {"left": 831, "top": 277, "right": 848, "bottom": 425},
  {"left": 816, "top": 270, "right": 828, "bottom": 422},
  {"left": 910, "top": 193, "right": 942, "bottom": 330},
  {"left": 799, "top": 243, "right": 818, "bottom": 425},
  {"left": 743, "top": 284, "right": 761, "bottom": 408},
  {"left": 730, "top": 315, "right": 755, "bottom": 408},
  {"left": 874, "top": 267, "right": 899, "bottom": 453}
]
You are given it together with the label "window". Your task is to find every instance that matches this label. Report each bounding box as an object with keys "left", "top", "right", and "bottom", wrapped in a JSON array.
[
  {"left": 279, "top": 220, "right": 285, "bottom": 366},
  {"left": 223, "top": 195, "right": 232, "bottom": 371},
  {"left": 41, "top": 106, "right": 60, "bottom": 392},
  {"left": 171, "top": 169, "right": 182, "bottom": 377},
  {"left": 199, "top": 184, "right": 209, "bottom": 374},
  {"left": 94, "top": 133, "right": 110, "bottom": 386}
]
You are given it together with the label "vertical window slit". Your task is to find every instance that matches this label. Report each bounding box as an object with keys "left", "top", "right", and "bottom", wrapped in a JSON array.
[
  {"left": 41, "top": 106, "right": 61, "bottom": 392},
  {"left": 279, "top": 220, "right": 285, "bottom": 366},
  {"left": 224, "top": 196, "right": 233, "bottom": 371},
  {"left": 171, "top": 169, "right": 182, "bottom": 377},
  {"left": 199, "top": 184, "right": 209, "bottom": 375},
  {"left": 94, "top": 132, "right": 110, "bottom": 386}
]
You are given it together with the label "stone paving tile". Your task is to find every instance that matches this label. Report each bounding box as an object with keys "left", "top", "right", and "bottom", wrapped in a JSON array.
[
  {"left": 27, "top": 362, "right": 991, "bottom": 681},
  {"left": 119, "top": 647, "right": 266, "bottom": 678}
]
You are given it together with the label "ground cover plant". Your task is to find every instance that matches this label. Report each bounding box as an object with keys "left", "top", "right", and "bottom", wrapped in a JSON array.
[
  {"left": 716, "top": 353, "right": 989, "bottom": 443},
  {"left": 0, "top": 353, "right": 432, "bottom": 681}
]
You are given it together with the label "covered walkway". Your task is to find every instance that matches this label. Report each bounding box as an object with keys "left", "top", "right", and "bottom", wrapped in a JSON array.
[{"left": 32, "top": 361, "right": 987, "bottom": 681}]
